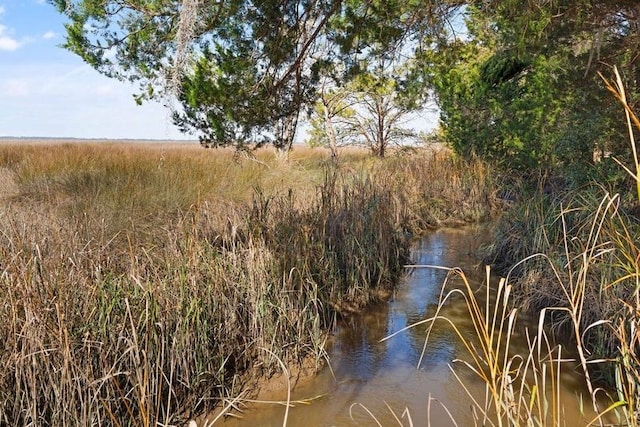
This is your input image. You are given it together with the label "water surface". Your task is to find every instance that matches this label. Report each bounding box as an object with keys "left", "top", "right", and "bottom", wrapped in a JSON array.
[{"left": 218, "top": 228, "right": 596, "bottom": 426}]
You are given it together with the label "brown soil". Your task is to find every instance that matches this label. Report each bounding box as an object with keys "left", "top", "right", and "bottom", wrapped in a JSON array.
[
  {"left": 329, "top": 286, "right": 395, "bottom": 316},
  {"left": 189, "top": 355, "right": 325, "bottom": 426},
  {"left": 188, "top": 288, "right": 396, "bottom": 426}
]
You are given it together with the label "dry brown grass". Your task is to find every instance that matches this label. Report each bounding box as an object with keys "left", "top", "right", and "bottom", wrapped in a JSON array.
[
  {"left": 477, "top": 68, "right": 640, "bottom": 425},
  {"left": 0, "top": 141, "right": 500, "bottom": 425}
]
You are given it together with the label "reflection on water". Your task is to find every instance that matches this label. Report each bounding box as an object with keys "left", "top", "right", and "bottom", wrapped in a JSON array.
[{"left": 218, "top": 228, "right": 595, "bottom": 426}]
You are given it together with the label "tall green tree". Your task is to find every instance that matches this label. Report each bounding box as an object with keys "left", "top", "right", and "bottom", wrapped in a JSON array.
[
  {"left": 51, "top": 0, "right": 455, "bottom": 151},
  {"left": 426, "top": 0, "right": 640, "bottom": 183}
]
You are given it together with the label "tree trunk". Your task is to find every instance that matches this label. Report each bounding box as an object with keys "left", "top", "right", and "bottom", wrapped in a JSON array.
[
  {"left": 275, "top": 111, "right": 299, "bottom": 160},
  {"left": 323, "top": 101, "right": 339, "bottom": 160},
  {"left": 376, "top": 97, "right": 385, "bottom": 157}
]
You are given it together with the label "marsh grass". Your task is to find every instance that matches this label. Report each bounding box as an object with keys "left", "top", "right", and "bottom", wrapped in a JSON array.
[
  {"left": 467, "top": 67, "right": 640, "bottom": 425},
  {"left": 0, "top": 141, "right": 499, "bottom": 425},
  {"left": 380, "top": 150, "right": 502, "bottom": 230},
  {"left": 483, "top": 171, "right": 640, "bottom": 425}
]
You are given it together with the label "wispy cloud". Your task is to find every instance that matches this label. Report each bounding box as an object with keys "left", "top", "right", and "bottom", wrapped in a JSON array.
[
  {"left": 42, "top": 30, "right": 57, "bottom": 40},
  {"left": 0, "top": 25, "right": 21, "bottom": 51}
]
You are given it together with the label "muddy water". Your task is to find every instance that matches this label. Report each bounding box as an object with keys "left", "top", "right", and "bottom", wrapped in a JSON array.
[{"left": 218, "top": 228, "right": 597, "bottom": 426}]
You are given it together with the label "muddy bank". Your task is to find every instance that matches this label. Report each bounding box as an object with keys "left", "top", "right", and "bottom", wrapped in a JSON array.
[{"left": 197, "top": 228, "right": 606, "bottom": 426}]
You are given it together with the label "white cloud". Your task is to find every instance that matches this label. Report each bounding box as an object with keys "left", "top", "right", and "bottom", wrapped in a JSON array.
[
  {"left": 0, "top": 27, "right": 20, "bottom": 51},
  {"left": 0, "top": 63, "right": 188, "bottom": 140},
  {"left": 42, "top": 30, "right": 57, "bottom": 40},
  {"left": 0, "top": 6, "right": 31, "bottom": 51},
  {"left": 0, "top": 8, "right": 22, "bottom": 50}
]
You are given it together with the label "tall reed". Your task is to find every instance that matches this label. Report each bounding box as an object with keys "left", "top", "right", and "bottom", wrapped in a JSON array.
[
  {"left": 378, "top": 150, "right": 502, "bottom": 230},
  {"left": 0, "top": 142, "right": 500, "bottom": 425},
  {"left": 474, "top": 66, "right": 640, "bottom": 425},
  {"left": 386, "top": 265, "right": 564, "bottom": 426}
]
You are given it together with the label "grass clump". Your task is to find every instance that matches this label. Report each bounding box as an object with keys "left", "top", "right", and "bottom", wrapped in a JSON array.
[
  {"left": 376, "top": 150, "right": 503, "bottom": 230},
  {"left": 477, "top": 68, "right": 640, "bottom": 424},
  {"left": 0, "top": 142, "right": 500, "bottom": 425}
]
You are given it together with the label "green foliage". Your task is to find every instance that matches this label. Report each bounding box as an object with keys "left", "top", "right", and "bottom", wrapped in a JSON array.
[
  {"left": 52, "top": 0, "right": 454, "bottom": 151},
  {"left": 170, "top": 1, "right": 332, "bottom": 150},
  {"left": 427, "top": 11, "right": 568, "bottom": 173},
  {"left": 51, "top": 0, "right": 178, "bottom": 82},
  {"left": 173, "top": 48, "right": 292, "bottom": 150},
  {"left": 428, "top": 1, "right": 639, "bottom": 187}
]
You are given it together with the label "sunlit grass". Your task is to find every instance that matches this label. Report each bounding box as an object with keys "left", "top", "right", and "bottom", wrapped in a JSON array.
[
  {"left": 450, "top": 67, "right": 640, "bottom": 426},
  {"left": 0, "top": 141, "right": 501, "bottom": 425}
]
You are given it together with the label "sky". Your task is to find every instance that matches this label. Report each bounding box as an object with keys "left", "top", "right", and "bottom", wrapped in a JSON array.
[
  {"left": 0, "top": 1, "right": 439, "bottom": 141},
  {"left": 0, "top": 1, "right": 188, "bottom": 140}
]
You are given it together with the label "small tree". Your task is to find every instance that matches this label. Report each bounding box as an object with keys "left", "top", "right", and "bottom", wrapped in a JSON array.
[
  {"left": 307, "top": 83, "right": 352, "bottom": 159},
  {"left": 309, "top": 59, "right": 422, "bottom": 157},
  {"left": 339, "top": 72, "right": 417, "bottom": 157}
]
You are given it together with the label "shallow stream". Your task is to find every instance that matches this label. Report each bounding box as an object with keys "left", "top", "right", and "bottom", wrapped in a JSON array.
[{"left": 218, "top": 228, "right": 598, "bottom": 426}]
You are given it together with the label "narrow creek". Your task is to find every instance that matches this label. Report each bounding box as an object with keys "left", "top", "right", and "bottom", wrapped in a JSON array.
[{"left": 218, "top": 228, "right": 598, "bottom": 426}]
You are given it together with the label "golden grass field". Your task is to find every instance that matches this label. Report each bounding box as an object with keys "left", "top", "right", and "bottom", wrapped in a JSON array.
[
  {"left": 2, "top": 138, "right": 639, "bottom": 425},
  {"left": 0, "top": 139, "right": 500, "bottom": 425}
]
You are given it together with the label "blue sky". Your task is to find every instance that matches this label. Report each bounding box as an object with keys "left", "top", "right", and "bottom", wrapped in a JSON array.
[
  {"left": 0, "top": 0, "right": 188, "bottom": 140},
  {"left": 0, "top": 1, "right": 439, "bottom": 141}
]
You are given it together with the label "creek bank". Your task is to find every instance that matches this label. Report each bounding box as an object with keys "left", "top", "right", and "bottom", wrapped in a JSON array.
[
  {"left": 198, "top": 228, "right": 605, "bottom": 426},
  {"left": 194, "top": 228, "right": 492, "bottom": 425},
  {"left": 485, "top": 185, "right": 640, "bottom": 422}
]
